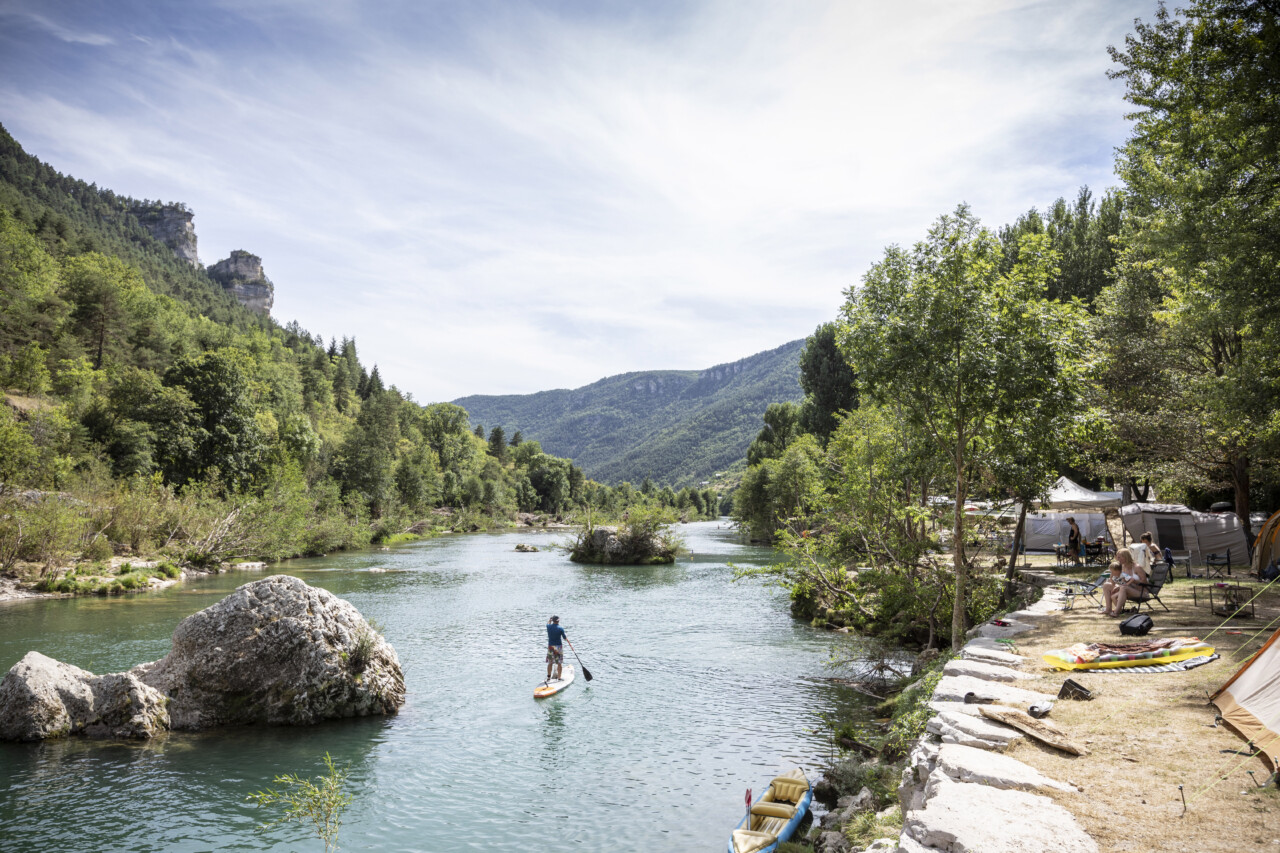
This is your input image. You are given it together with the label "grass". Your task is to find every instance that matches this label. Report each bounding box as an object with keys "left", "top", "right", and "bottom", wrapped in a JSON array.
[
  {"left": 845, "top": 805, "right": 902, "bottom": 849},
  {"left": 997, "top": 558, "right": 1280, "bottom": 852},
  {"left": 34, "top": 559, "right": 182, "bottom": 595}
]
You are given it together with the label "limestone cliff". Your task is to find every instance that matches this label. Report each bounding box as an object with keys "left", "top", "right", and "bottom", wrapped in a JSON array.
[
  {"left": 132, "top": 202, "right": 199, "bottom": 267},
  {"left": 208, "top": 250, "right": 275, "bottom": 315}
]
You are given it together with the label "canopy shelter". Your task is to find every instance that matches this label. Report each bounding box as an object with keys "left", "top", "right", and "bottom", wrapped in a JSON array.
[
  {"left": 1021, "top": 511, "right": 1113, "bottom": 553},
  {"left": 1119, "top": 503, "right": 1250, "bottom": 565},
  {"left": 1041, "top": 476, "right": 1123, "bottom": 510},
  {"left": 1212, "top": 626, "right": 1280, "bottom": 771},
  {"left": 1253, "top": 510, "right": 1280, "bottom": 577}
]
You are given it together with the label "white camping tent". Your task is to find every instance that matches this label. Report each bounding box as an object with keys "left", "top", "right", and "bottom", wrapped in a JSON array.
[
  {"left": 1022, "top": 511, "right": 1113, "bottom": 552},
  {"left": 1043, "top": 476, "right": 1123, "bottom": 510},
  {"left": 1212, "top": 626, "right": 1280, "bottom": 771},
  {"left": 1119, "top": 503, "right": 1250, "bottom": 564}
]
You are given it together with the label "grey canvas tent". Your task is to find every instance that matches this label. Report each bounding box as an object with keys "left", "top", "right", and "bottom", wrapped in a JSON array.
[
  {"left": 1022, "top": 511, "right": 1113, "bottom": 552},
  {"left": 1119, "top": 503, "right": 1250, "bottom": 565}
]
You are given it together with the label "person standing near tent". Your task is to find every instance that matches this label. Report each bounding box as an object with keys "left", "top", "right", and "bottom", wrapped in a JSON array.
[
  {"left": 1067, "top": 517, "right": 1083, "bottom": 566},
  {"left": 545, "top": 615, "right": 568, "bottom": 682}
]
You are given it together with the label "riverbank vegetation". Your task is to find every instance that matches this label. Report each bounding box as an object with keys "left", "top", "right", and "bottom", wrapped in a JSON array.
[
  {"left": 568, "top": 504, "right": 683, "bottom": 565},
  {"left": 735, "top": 0, "right": 1280, "bottom": 652},
  {"left": 0, "top": 127, "right": 722, "bottom": 587}
]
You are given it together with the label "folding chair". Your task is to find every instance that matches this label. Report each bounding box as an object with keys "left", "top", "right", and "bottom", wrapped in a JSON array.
[
  {"left": 1131, "top": 562, "right": 1171, "bottom": 612},
  {"left": 1061, "top": 572, "right": 1109, "bottom": 611},
  {"left": 1206, "top": 549, "right": 1232, "bottom": 579}
]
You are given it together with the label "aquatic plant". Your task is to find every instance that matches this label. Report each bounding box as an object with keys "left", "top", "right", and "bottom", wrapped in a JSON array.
[{"left": 247, "top": 752, "right": 352, "bottom": 853}]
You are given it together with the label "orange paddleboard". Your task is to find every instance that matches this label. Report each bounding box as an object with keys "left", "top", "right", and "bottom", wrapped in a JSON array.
[{"left": 534, "top": 665, "right": 575, "bottom": 698}]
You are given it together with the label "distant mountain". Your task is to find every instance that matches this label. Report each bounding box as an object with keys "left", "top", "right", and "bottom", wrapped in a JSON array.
[{"left": 454, "top": 340, "right": 806, "bottom": 487}]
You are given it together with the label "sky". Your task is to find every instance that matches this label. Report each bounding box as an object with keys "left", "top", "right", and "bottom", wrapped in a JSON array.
[{"left": 0, "top": 0, "right": 1159, "bottom": 402}]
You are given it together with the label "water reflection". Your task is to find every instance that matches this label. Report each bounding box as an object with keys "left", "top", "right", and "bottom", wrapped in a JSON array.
[{"left": 572, "top": 560, "right": 688, "bottom": 589}]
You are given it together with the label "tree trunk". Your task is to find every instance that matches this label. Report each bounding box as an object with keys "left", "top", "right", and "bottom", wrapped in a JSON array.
[
  {"left": 1004, "top": 500, "right": 1029, "bottom": 606},
  {"left": 951, "top": 440, "right": 967, "bottom": 652},
  {"left": 1232, "top": 449, "right": 1252, "bottom": 544}
]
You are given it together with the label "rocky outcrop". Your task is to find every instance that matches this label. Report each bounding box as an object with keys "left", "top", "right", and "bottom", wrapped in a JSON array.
[
  {"left": 208, "top": 250, "right": 274, "bottom": 315},
  {"left": 0, "top": 575, "right": 404, "bottom": 740},
  {"left": 132, "top": 575, "right": 402, "bottom": 729},
  {"left": 132, "top": 202, "right": 199, "bottom": 266},
  {"left": 0, "top": 652, "right": 169, "bottom": 741}
]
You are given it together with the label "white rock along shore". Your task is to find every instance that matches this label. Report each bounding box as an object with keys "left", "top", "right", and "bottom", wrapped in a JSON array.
[{"left": 883, "top": 586, "right": 1100, "bottom": 853}]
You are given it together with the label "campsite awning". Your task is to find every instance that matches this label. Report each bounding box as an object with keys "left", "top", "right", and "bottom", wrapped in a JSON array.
[{"left": 1040, "top": 476, "right": 1122, "bottom": 510}]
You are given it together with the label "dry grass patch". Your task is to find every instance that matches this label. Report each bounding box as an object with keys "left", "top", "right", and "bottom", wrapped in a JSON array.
[{"left": 1004, "top": 573, "right": 1280, "bottom": 852}]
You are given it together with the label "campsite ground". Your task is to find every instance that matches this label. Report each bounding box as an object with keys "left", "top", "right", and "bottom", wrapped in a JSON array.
[{"left": 1008, "top": 555, "right": 1280, "bottom": 852}]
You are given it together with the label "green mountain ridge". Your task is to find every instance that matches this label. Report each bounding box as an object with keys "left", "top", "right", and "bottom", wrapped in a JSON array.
[{"left": 454, "top": 340, "right": 806, "bottom": 487}]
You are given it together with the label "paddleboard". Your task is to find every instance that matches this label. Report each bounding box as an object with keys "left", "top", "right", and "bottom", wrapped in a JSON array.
[{"left": 534, "top": 665, "right": 575, "bottom": 699}]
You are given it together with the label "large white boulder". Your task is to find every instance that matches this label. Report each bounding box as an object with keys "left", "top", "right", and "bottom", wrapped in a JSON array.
[
  {"left": 133, "top": 574, "right": 404, "bottom": 729},
  {"left": 0, "top": 651, "right": 169, "bottom": 741}
]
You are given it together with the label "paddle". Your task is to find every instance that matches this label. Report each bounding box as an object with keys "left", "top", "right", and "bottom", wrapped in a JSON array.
[{"left": 565, "top": 639, "right": 593, "bottom": 681}]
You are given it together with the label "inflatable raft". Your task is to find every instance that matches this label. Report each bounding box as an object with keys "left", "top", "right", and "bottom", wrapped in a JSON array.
[{"left": 727, "top": 768, "right": 812, "bottom": 853}]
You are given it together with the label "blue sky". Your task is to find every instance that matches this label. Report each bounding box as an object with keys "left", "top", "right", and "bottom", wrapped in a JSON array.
[{"left": 0, "top": 0, "right": 1157, "bottom": 401}]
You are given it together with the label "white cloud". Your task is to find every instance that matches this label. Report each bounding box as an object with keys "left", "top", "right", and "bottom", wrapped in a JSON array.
[
  {"left": 5, "top": 10, "right": 114, "bottom": 46},
  {"left": 0, "top": 0, "right": 1155, "bottom": 400}
]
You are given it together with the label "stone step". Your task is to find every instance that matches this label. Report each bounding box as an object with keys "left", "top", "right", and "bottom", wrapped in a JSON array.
[
  {"left": 943, "top": 659, "right": 1034, "bottom": 682},
  {"left": 903, "top": 776, "right": 1098, "bottom": 853},
  {"left": 934, "top": 744, "right": 1075, "bottom": 794}
]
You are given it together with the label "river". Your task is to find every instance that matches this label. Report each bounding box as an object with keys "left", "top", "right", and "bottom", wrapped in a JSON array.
[{"left": 0, "top": 521, "right": 871, "bottom": 852}]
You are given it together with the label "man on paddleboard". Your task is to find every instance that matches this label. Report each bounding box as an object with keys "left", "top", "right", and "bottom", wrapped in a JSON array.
[{"left": 545, "top": 615, "right": 568, "bottom": 682}]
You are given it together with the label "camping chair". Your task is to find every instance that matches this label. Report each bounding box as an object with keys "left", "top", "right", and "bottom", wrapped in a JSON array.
[
  {"left": 1206, "top": 549, "right": 1232, "bottom": 579},
  {"left": 1062, "top": 572, "right": 1109, "bottom": 611},
  {"left": 1131, "top": 562, "right": 1171, "bottom": 613}
]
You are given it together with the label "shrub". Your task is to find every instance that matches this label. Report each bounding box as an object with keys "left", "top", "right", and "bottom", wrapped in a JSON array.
[
  {"left": 82, "top": 534, "right": 112, "bottom": 562},
  {"left": 821, "top": 757, "right": 899, "bottom": 810},
  {"left": 883, "top": 654, "right": 952, "bottom": 759}
]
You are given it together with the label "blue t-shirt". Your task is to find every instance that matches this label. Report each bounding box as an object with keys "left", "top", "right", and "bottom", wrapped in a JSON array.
[{"left": 546, "top": 623, "right": 567, "bottom": 647}]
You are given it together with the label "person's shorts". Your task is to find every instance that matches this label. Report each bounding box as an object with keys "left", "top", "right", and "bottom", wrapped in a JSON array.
[{"left": 546, "top": 645, "right": 563, "bottom": 665}]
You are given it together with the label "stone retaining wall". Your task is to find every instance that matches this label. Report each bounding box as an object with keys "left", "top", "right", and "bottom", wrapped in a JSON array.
[{"left": 887, "top": 585, "right": 1100, "bottom": 853}]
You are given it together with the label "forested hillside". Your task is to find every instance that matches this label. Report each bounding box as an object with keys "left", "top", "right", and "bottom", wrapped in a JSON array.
[
  {"left": 455, "top": 340, "right": 806, "bottom": 487},
  {"left": 0, "top": 125, "right": 719, "bottom": 582}
]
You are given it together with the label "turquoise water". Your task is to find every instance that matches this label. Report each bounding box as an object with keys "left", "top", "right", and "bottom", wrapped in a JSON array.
[{"left": 0, "top": 522, "right": 869, "bottom": 852}]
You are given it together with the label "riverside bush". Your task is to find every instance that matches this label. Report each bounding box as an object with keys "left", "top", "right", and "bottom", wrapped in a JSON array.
[{"left": 883, "top": 654, "right": 952, "bottom": 758}]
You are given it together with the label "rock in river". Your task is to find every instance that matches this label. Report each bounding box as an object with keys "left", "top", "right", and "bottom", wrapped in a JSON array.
[
  {"left": 0, "top": 652, "right": 169, "bottom": 741},
  {"left": 0, "top": 575, "right": 405, "bottom": 740}
]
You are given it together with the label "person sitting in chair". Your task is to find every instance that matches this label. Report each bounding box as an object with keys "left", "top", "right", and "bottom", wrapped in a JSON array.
[
  {"left": 1105, "top": 548, "right": 1147, "bottom": 617},
  {"left": 1098, "top": 560, "right": 1123, "bottom": 613},
  {"left": 1136, "top": 531, "right": 1160, "bottom": 571}
]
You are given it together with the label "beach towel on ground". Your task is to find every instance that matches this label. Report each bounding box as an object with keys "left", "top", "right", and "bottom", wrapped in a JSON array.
[{"left": 1043, "top": 638, "right": 1213, "bottom": 670}]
